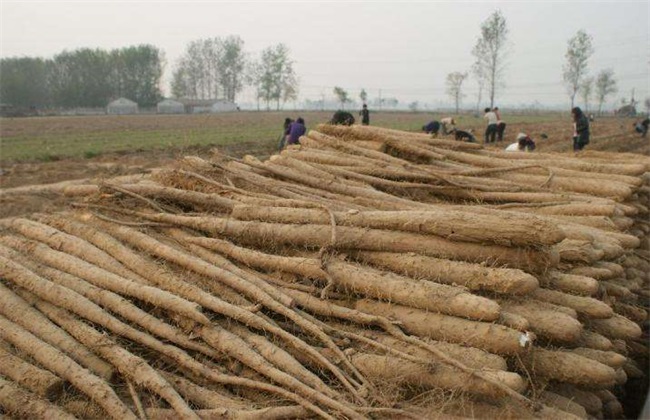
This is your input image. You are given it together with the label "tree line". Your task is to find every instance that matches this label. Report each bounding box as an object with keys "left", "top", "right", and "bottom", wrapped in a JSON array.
[
  {"left": 0, "top": 45, "right": 164, "bottom": 108},
  {"left": 0, "top": 37, "right": 297, "bottom": 110}
]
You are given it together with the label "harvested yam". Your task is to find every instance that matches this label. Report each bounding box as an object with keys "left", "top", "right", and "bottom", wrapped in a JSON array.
[
  {"left": 354, "top": 300, "right": 531, "bottom": 355},
  {"left": 145, "top": 406, "right": 310, "bottom": 420},
  {"left": 554, "top": 239, "right": 604, "bottom": 264},
  {"left": 498, "top": 311, "right": 530, "bottom": 331},
  {"left": 531, "top": 288, "right": 613, "bottom": 319},
  {"left": 230, "top": 205, "right": 565, "bottom": 247},
  {"left": 549, "top": 384, "right": 603, "bottom": 415},
  {"left": 0, "top": 344, "right": 64, "bottom": 400},
  {"left": 125, "top": 212, "right": 559, "bottom": 272},
  {"left": 571, "top": 347, "right": 627, "bottom": 368},
  {"left": 567, "top": 265, "right": 616, "bottom": 280},
  {"left": 500, "top": 300, "right": 582, "bottom": 343},
  {"left": 538, "top": 391, "right": 588, "bottom": 419},
  {"left": 351, "top": 251, "right": 539, "bottom": 295},
  {"left": 613, "top": 302, "right": 648, "bottom": 324},
  {"left": 349, "top": 352, "right": 526, "bottom": 398},
  {"left": 0, "top": 279, "right": 114, "bottom": 380},
  {"left": 0, "top": 377, "right": 75, "bottom": 420},
  {"left": 0, "top": 315, "right": 137, "bottom": 420},
  {"left": 358, "top": 332, "right": 508, "bottom": 371},
  {"left": 34, "top": 300, "right": 199, "bottom": 420},
  {"left": 160, "top": 372, "right": 248, "bottom": 410},
  {"left": 324, "top": 260, "right": 501, "bottom": 321},
  {"left": 539, "top": 271, "right": 599, "bottom": 296},
  {"left": 0, "top": 237, "right": 210, "bottom": 326},
  {"left": 586, "top": 314, "right": 643, "bottom": 340},
  {"left": 519, "top": 347, "right": 617, "bottom": 388}
]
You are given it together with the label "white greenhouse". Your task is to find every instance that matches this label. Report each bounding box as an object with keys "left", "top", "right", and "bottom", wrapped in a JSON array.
[
  {"left": 156, "top": 99, "right": 185, "bottom": 114},
  {"left": 107, "top": 98, "right": 138, "bottom": 115}
]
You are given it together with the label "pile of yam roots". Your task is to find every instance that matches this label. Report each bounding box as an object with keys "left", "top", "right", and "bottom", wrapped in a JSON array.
[{"left": 1, "top": 124, "right": 649, "bottom": 420}]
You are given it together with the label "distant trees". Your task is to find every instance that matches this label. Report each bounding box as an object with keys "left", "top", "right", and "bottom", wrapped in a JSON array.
[
  {"left": 251, "top": 43, "right": 297, "bottom": 110},
  {"left": 595, "top": 69, "right": 618, "bottom": 115},
  {"left": 0, "top": 45, "right": 164, "bottom": 108},
  {"left": 333, "top": 86, "right": 350, "bottom": 109},
  {"left": 472, "top": 10, "right": 509, "bottom": 108},
  {"left": 446, "top": 72, "right": 468, "bottom": 114},
  {"left": 563, "top": 30, "right": 594, "bottom": 109},
  {"left": 171, "top": 36, "right": 246, "bottom": 102},
  {"left": 0, "top": 57, "right": 51, "bottom": 107}
]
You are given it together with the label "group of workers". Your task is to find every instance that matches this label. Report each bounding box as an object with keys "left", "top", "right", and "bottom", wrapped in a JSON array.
[
  {"left": 421, "top": 109, "right": 535, "bottom": 152},
  {"left": 278, "top": 103, "right": 648, "bottom": 153},
  {"left": 278, "top": 104, "right": 370, "bottom": 151}
]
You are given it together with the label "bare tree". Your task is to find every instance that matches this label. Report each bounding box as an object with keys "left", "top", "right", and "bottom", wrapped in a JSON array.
[
  {"left": 333, "top": 86, "right": 349, "bottom": 109},
  {"left": 446, "top": 71, "right": 468, "bottom": 114},
  {"left": 359, "top": 88, "right": 368, "bottom": 104},
  {"left": 595, "top": 69, "right": 617, "bottom": 115},
  {"left": 254, "top": 44, "right": 297, "bottom": 110},
  {"left": 219, "top": 36, "right": 247, "bottom": 103},
  {"left": 563, "top": 30, "right": 593, "bottom": 109},
  {"left": 579, "top": 76, "right": 594, "bottom": 113},
  {"left": 471, "top": 10, "right": 509, "bottom": 108}
]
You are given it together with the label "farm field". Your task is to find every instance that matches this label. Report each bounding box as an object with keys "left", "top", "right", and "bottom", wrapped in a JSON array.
[{"left": 1, "top": 111, "right": 647, "bottom": 183}]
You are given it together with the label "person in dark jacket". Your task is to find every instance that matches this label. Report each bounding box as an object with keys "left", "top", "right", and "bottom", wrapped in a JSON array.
[
  {"left": 571, "top": 106, "right": 590, "bottom": 151},
  {"left": 452, "top": 128, "right": 477, "bottom": 143},
  {"left": 287, "top": 117, "right": 306, "bottom": 145},
  {"left": 330, "top": 110, "right": 355, "bottom": 126},
  {"left": 359, "top": 104, "right": 370, "bottom": 125},
  {"left": 422, "top": 121, "right": 441, "bottom": 136},
  {"left": 634, "top": 118, "right": 649, "bottom": 138},
  {"left": 278, "top": 117, "right": 293, "bottom": 151}
]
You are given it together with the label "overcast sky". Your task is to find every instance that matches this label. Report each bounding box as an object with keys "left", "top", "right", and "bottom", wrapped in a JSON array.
[{"left": 1, "top": 0, "right": 648, "bottom": 109}]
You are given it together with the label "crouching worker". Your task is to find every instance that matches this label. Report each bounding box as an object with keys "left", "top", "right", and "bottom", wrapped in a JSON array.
[
  {"left": 330, "top": 110, "right": 355, "bottom": 126},
  {"left": 634, "top": 118, "right": 649, "bottom": 138},
  {"left": 287, "top": 117, "right": 306, "bottom": 145},
  {"left": 422, "top": 121, "right": 441, "bottom": 136},
  {"left": 452, "top": 128, "right": 477, "bottom": 143},
  {"left": 505, "top": 133, "right": 536, "bottom": 152}
]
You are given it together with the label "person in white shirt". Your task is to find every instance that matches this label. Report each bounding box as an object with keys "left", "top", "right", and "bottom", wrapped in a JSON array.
[
  {"left": 440, "top": 117, "right": 456, "bottom": 135},
  {"left": 483, "top": 107, "right": 498, "bottom": 143},
  {"left": 505, "top": 133, "right": 536, "bottom": 152}
]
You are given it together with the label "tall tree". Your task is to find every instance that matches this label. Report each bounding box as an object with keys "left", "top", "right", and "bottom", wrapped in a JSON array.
[
  {"left": 471, "top": 10, "right": 509, "bottom": 108},
  {"left": 172, "top": 38, "right": 222, "bottom": 100},
  {"left": 446, "top": 71, "right": 468, "bottom": 114},
  {"left": 254, "top": 44, "right": 297, "bottom": 110},
  {"left": 579, "top": 76, "right": 594, "bottom": 113},
  {"left": 333, "top": 86, "right": 349, "bottom": 109},
  {"left": 49, "top": 48, "right": 112, "bottom": 107},
  {"left": 110, "top": 45, "right": 163, "bottom": 106},
  {"left": 595, "top": 69, "right": 617, "bottom": 115},
  {"left": 563, "top": 30, "right": 594, "bottom": 109},
  {"left": 0, "top": 57, "right": 52, "bottom": 107},
  {"left": 219, "top": 36, "right": 247, "bottom": 103},
  {"left": 359, "top": 88, "right": 368, "bottom": 104}
]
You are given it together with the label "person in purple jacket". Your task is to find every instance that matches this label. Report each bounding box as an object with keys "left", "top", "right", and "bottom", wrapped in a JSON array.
[{"left": 287, "top": 117, "right": 306, "bottom": 145}]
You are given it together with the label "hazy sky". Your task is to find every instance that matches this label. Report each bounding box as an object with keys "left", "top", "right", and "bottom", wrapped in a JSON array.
[{"left": 1, "top": 0, "right": 648, "bottom": 109}]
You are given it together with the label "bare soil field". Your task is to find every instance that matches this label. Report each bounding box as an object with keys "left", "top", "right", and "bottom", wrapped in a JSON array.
[{"left": 1, "top": 111, "right": 647, "bottom": 219}]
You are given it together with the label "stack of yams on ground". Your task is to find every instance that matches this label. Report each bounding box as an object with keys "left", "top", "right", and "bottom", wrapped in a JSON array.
[{"left": 0, "top": 124, "right": 648, "bottom": 420}]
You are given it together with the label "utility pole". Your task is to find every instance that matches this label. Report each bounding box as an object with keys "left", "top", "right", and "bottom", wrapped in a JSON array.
[{"left": 378, "top": 89, "right": 382, "bottom": 111}]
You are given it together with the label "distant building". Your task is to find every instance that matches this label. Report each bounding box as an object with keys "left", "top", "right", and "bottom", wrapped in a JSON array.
[
  {"left": 178, "top": 99, "right": 238, "bottom": 114},
  {"left": 107, "top": 97, "right": 138, "bottom": 115},
  {"left": 616, "top": 104, "right": 637, "bottom": 117},
  {"left": 156, "top": 98, "right": 185, "bottom": 114}
]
